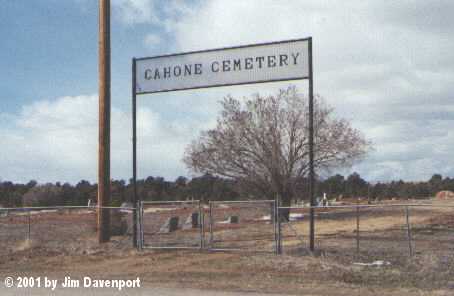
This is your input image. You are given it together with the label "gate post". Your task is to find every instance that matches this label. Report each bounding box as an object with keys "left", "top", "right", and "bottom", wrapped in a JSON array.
[
  {"left": 199, "top": 201, "right": 204, "bottom": 250},
  {"left": 138, "top": 200, "right": 143, "bottom": 251},
  {"left": 209, "top": 202, "right": 213, "bottom": 248},
  {"left": 405, "top": 206, "right": 413, "bottom": 257},
  {"left": 276, "top": 201, "right": 282, "bottom": 254},
  {"left": 356, "top": 204, "right": 360, "bottom": 256},
  {"left": 270, "top": 200, "right": 278, "bottom": 255}
]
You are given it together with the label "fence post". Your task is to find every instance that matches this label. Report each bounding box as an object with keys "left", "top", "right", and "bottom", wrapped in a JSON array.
[
  {"left": 273, "top": 201, "right": 276, "bottom": 254},
  {"left": 141, "top": 201, "right": 145, "bottom": 249},
  {"left": 140, "top": 201, "right": 144, "bottom": 250},
  {"left": 135, "top": 202, "right": 139, "bottom": 249},
  {"left": 135, "top": 203, "right": 138, "bottom": 249},
  {"left": 199, "top": 201, "right": 204, "bottom": 250},
  {"left": 356, "top": 203, "right": 360, "bottom": 256},
  {"left": 209, "top": 202, "right": 213, "bottom": 247},
  {"left": 405, "top": 206, "right": 413, "bottom": 257},
  {"left": 27, "top": 210, "right": 31, "bottom": 241},
  {"left": 138, "top": 201, "right": 144, "bottom": 250},
  {"left": 277, "top": 202, "right": 282, "bottom": 255},
  {"left": 273, "top": 200, "right": 279, "bottom": 255}
]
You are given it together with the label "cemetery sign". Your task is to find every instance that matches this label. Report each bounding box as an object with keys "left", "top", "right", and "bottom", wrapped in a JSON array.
[{"left": 134, "top": 38, "right": 309, "bottom": 94}]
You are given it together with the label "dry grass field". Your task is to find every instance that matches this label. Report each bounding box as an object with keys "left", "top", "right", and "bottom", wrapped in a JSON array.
[{"left": 1, "top": 199, "right": 454, "bottom": 295}]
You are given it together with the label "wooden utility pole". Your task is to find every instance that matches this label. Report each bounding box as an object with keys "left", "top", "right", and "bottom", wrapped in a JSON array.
[{"left": 98, "top": 0, "right": 111, "bottom": 243}]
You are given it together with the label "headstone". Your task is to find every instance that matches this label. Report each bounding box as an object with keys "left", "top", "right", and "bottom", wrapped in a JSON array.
[
  {"left": 322, "top": 193, "right": 328, "bottom": 206},
  {"left": 289, "top": 213, "right": 304, "bottom": 221},
  {"left": 227, "top": 215, "right": 239, "bottom": 224},
  {"left": 120, "top": 202, "right": 134, "bottom": 213},
  {"left": 278, "top": 208, "right": 290, "bottom": 222},
  {"left": 111, "top": 210, "right": 128, "bottom": 236},
  {"left": 183, "top": 212, "right": 199, "bottom": 230},
  {"left": 0, "top": 210, "right": 7, "bottom": 218},
  {"left": 159, "top": 216, "right": 179, "bottom": 233}
]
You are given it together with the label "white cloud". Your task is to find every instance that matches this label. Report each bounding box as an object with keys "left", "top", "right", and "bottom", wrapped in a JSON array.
[
  {"left": 0, "top": 94, "right": 215, "bottom": 184},
  {"left": 148, "top": 0, "right": 454, "bottom": 181},
  {"left": 0, "top": 95, "right": 99, "bottom": 183},
  {"left": 143, "top": 33, "right": 161, "bottom": 49},
  {"left": 112, "top": 0, "right": 158, "bottom": 24}
]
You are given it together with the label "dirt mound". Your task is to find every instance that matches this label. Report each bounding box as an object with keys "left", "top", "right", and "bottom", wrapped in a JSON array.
[{"left": 436, "top": 190, "right": 454, "bottom": 200}]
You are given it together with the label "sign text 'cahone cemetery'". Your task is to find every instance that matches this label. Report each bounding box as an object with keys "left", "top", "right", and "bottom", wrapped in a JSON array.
[{"left": 135, "top": 39, "right": 309, "bottom": 94}]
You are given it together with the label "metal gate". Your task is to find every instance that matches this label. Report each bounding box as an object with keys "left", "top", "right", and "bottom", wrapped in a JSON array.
[
  {"left": 138, "top": 200, "right": 204, "bottom": 250},
  {"left": 137, "top": 199, "right": 278, "bottom": 253}
]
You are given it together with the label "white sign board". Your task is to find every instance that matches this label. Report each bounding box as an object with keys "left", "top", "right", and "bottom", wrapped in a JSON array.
[{"left": 135, "top": 39, "right": 309, "bottom": 94}]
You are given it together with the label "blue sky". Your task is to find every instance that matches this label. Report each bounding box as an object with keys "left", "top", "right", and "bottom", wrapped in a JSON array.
[
  {"left": 0, "top": 0, "right": 163, "bottom": 112},
  {"left": 1, "top": 1, "right": 454, "bottom": 184},
  {"left": 2, "top": 1, "right": 97, "bottom": 111}
]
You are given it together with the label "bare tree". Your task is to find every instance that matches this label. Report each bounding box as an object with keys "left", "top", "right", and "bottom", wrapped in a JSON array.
[{"left": 184, "top": 86, "right": 370, "bottom": 207}]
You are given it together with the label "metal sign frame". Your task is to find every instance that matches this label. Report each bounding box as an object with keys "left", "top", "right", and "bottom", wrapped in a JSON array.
[{"left": 131, "top": 37, "right": 316, "bottom": 251}]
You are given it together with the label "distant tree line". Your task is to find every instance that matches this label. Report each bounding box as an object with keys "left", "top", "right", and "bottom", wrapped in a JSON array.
[
  {"left": 314, "top": 173, "right": 451, "bottom": 202},
  {"left": 0, "top": 173, "right": 452, "bottom": 208}
]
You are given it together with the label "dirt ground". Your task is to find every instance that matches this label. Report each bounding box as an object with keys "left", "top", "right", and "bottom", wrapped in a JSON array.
[
  {"left": 1, "top": 199, "right": 454, "bottom": 295},
  {"left": 1, "top": 247, "right": 453, "bottom": 295}
]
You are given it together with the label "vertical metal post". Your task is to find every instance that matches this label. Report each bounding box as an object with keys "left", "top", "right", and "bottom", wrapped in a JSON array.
[
  {"left": 135, "top": 201, "right": 139, "bottom": 248},
  {"left": 136, "top": 201, "right": 141, "bottom": 249},
  {"left": 209, "top": 202, "right": 213, "bottom": 247},
  {"left": 136, "top": 200, "right": 143, "bottom": 250},
  {"left": 277, "top": 201, "right": 282, "bottom": 254},
  {"left": 356, "top": 203, "right": 360, "bottom": 255},
  {"left": 27, "top": 211, "right": 31, "bottom": 241},
  {"left": 140, "top": 201, "right": 144, "bottom": 249},
  {"left": 199, "top": 201, "right": 203, "bottom": 250},
  {"left": 132, "top": 58, "right": 138, "bottom": 247},
  {"left": 308, "top": 37, "right": 316, "bottom": 252},
  {"left": 405, "top": 206, "right": 413, "bottom": 257},
  {"left": 273, "top": 201, "right": 276, "bottom": 254},
  {"left": 135, "top": 203, "right": 138, "bottom": 248},
  {"left": 202, "top": 203, "right": 205, "bottom": 249},
  {"left": 98, "top": 0, "right": 111, "bottom": 243},
  {"left": 270, "top": 199, "right": 279, "bottom": 255}
]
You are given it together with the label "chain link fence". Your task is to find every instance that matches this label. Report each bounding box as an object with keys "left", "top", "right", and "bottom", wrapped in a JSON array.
[
  {"left": 3, "top": 201, "right": 453, "bottom": 262},
  {"left": 0, "top": 206, "right": 135, "bottom": 257},
  {"left": 277, "top": 203, "right": 454, "bottom": 264}
]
